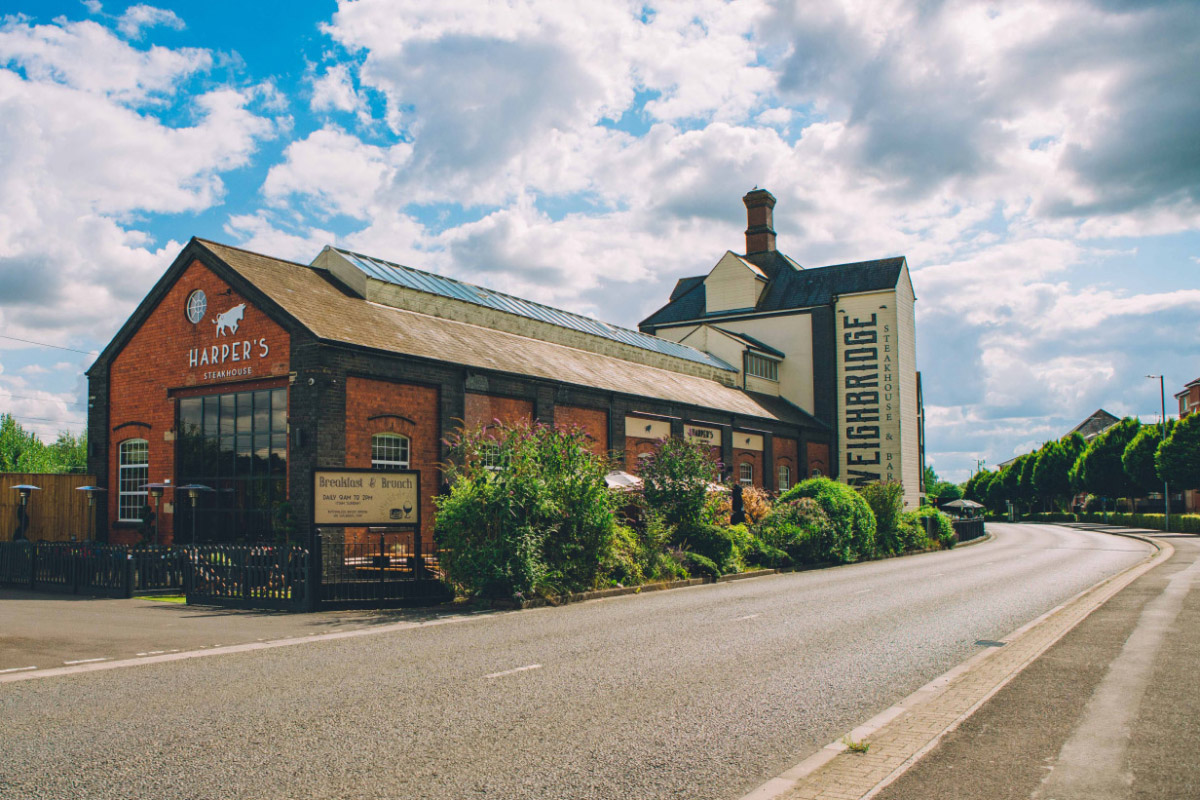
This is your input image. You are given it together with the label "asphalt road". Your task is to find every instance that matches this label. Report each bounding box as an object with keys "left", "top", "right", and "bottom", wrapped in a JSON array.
[{"left": 0, "top": 524, "right": 1150, "bottom": 800}]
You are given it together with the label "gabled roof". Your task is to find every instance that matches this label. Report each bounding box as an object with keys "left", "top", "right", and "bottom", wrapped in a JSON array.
[
  {"left": 194, "top": 240, "right": 813, "bottom": 426},
  {"left": 1067, "top": 409, "right": 1122, "bottom": 441},
  {"left": 713, "top": 327, "right": 785, "bottom": 358},
  {"left": 639, "top": 253, "right": 907, "bottom": 329}
]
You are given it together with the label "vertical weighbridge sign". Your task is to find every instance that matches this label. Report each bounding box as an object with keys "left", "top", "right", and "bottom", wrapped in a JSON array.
[{"left": 313, "top": 469, "right": 420, "bottom": 527}]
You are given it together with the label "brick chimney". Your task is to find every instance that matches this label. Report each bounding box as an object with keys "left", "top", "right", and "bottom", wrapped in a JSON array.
[{"left": 743, "top": 188, "right": 777, "bottom": 255}]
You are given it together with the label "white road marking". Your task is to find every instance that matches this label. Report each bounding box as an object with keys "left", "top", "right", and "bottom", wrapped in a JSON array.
[
  {"left": 854, "top": 589, "right": 871, "bottom": 595},
  {"left": 734, "top": 614, "right": 761, "bottom": 621},
  {"left": 62, "top": 657, "right": 108, "bottom": 665},
  {"left": 485, "top": 664, "right": 542, "bottom": 679},
  {"left": 0, "top": 666, "right": 37, "bottom": 674}
]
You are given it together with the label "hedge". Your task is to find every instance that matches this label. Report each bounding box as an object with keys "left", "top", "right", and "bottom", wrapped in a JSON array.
[{"left": 1024, "top": 511, "right": 1200, "bottom": 534}]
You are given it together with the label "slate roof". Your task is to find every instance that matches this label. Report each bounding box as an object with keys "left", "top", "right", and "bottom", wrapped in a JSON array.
[
  {"left": 713, "top": 327, "right": 785, "bottom": 358},
  {"left": 1067, "top": 409, "right": 1121, "bottom": 441},
  {"left": 196, "top": 240, "right": 813, "bottom": 426},
  {"left": 639, "top": 254, "right": 907, "bottom": 330}
]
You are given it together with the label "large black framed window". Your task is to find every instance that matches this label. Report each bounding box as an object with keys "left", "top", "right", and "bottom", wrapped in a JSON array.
[{"left": 178, "top": 387, "right": 287, "bottom": 542}]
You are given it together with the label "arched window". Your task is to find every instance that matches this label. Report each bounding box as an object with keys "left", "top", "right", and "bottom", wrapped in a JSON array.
[
  {"left": 778, "top": 465, "right": 791, "bottom": 492},
  {"left": 739, "top": 462, "right": 754, "bottom": 486},
  {"left": 118, "top": 439, "right": 149, "bottom": 522},
  {"left": 371, "top": 433, "right": 410, "bottom": 471}
]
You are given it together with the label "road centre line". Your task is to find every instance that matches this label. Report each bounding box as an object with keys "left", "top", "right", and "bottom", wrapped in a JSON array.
[
  {"left": 62, "top": 657, "right": 108, "bottom": 665},
  {"left": 854, "top": 589, "right": 871, "bottom": 595},
  {"left": 485, "top": 664, "right": 542, "bottom": 679},
  {"left": 734, "top": 614, "right": 761, "bottom": 621},
  {"left": 0, "top": 666, "right": 38, "bottom": 674}
]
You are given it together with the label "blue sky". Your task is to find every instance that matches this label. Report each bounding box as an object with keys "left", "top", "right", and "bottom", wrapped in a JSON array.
[{"left": 1, "top": 0, "right": 1198, "bottom": 482}]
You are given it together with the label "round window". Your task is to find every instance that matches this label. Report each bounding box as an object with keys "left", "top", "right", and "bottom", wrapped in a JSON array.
[{"left": 186, "top": 290, "right": 207, "bottom": 324}]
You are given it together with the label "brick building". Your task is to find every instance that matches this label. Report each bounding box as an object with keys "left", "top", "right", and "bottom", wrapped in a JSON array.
[{"left": 87, "top": 189, "right": 923, "bottom": 549}]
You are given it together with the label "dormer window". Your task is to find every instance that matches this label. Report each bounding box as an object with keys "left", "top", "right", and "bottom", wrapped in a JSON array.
[{"left": 746, "top": 352, "right": 779, "bottom": 382}]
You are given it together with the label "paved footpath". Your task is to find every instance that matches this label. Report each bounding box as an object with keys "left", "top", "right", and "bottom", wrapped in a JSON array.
[{"left": 742, "top": 525, "right": 1199, "bottom": 800}]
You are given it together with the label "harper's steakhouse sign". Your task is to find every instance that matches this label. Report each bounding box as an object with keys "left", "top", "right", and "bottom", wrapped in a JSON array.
[
  {"left": 183, "top": 300, "right": 272, "bottom": 381},
  {"left": 837, "top": 298, "right": 901, "bottom": 486}
]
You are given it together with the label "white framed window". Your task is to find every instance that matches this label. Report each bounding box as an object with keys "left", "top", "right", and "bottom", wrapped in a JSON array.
[
  {"left": 371, "top": 433, "right": 410, "bottom": 471},
  {"left": 118, "top": 439, "right": 149, "bottom": 522},
  {"left": 745, "top": 352, "right": 779, "bottom": 382},
  {"left": 480, "top": 441, "right": 507, "bottom": 471},
  {"left": 739, "top": 462, "right": 754, "bottom": 486},
  {"left": 778, "top": 465, "right": 791, "bottom": 491}
]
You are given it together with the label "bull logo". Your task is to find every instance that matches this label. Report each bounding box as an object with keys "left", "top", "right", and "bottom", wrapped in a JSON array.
[{"left": 213, "top": 303, "right": 246, "bottom": 337}]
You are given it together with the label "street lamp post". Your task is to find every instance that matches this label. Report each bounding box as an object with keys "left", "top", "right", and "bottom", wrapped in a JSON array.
[
  {"left": 75, "top": 486, "right": 107, "bottom": 541},
  {"left": 10, "top": 485, "right": 41, "bottom": 541},
  {"left": 1147, "top": 375, "right": 1170, "bottom": 532}
]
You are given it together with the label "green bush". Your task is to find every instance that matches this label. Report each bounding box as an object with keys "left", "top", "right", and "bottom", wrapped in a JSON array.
[
  {"left": 1025, "top": 511, "right": 1200, "bottom": 534},
  {"left": 640, "top": 437, "right": 721, "bottom": 526},
  {"left": 907, "top": 506, "right": 953, "bottom": 549},
  {"left": 675, "top": 520, "right": 741, "bottom": 573},
  {"left": 778, "top": 477, "right": 876, "bottom": 563},
  {"left": 435, "top": 422, "right": 616, "bottom": 599},
  {"left": 755, "top": 496, "right": 832, "bottom": 564},
  {"left": 858, "top": 481, "right": 905, "bottom": 556}
]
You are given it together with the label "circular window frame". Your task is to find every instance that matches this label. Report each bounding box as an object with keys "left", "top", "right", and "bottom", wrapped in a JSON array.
[{"left": 185, "top": 290, "right": 207, "bottom": 324}]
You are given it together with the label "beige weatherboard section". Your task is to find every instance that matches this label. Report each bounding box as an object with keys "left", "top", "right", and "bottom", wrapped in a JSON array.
[
  {"left": 733, "top": 432, "right": 764, "bottom": 451},
  {"left": 625, "top": 416, "right": 671, "bottom": 440},
  {"left": 314, "top": 470, "right": 420, "bottom": 527},
  {"left": 685, "top": 425, "right": 722, "bottom": 446},
  {"left": 835, "top": 289, "right": 907, "bottom": 499}
]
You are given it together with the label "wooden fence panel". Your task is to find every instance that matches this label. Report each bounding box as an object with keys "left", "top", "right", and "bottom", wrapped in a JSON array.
[{"left": 0, "top": 473, "right": 97, "bottom": 542}]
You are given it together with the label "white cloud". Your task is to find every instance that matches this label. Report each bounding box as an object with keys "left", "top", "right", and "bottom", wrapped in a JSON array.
[
  {"left": 116, "top": 4, "right": 185, "bottom": 40},
  {"left": 0, "top": 17, "right": 206, "bottom": 104},
  {"left": 0, "top": 16, "right": 277, "bottom": 351},
  {"left": 309, "top": 63, "right": 365, "bottom": 116}
]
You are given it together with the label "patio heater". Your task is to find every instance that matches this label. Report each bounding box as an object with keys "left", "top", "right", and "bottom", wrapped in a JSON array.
[
  {"left": 175, "top": 484, "right": 214, "bottom": 546},
  {"left": 74, "top": 486, "right": 107, "bottom": 541},
  {"left": 11, "top": 484, "right": 41, "bottom": 541},
  {"left": 140, "top": 483, "right": 172, "bottom": 545}
]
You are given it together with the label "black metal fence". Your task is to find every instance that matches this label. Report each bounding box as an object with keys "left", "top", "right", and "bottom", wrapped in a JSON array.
[
  {"left": 0, "top": 537, "right": 450, "bottom": 611},
  {"left": 316, "top": 531, "right": 451, "bottom": 609},
  {"left": 184, "top": 544, "right": 310, "bottom": 610},
  {"left": 953, "top": 518, "right": 986, "bottom": 542},
  {"left": 0, "top": 542, "right": 187, "bottom": 598}
]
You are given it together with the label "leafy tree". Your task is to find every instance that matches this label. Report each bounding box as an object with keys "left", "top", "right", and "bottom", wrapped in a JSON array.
[
  {"left": 1070, "top": 418, "right": 1141, "bottom": 502},
  {"left": 963, "top": 469, "right": 993, "bottom": 504},
  {"left": 1033, "top": 439, "right": 1076, "bottom": 511},
  {"left": 985, "top": 468, "right": 1010, "bottom": 510},
  {"left": 1157, "top": 413, "right": 1200, "bottom": 489},
  {"left": 923, "top": 465, "right": 963, "bottom": 506},
  {"left": 0, "top": 414, "right": 87, "bottom": 473},
  {"left": 1123, "top": 420, "right": 1174, "bottom": 494}
]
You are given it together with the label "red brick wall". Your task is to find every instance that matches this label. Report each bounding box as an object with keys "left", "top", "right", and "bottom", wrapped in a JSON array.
[
  {"left": 774, "top": 437, "right": 798, "bottom": 491},
  {"left": 107, "top": 260, "right": 291, "bottom": 544},
  {"left": 624, "top": 437, "right": 659, "bottom": 473},
  {"left": 732, "top": 448, "right": 763, "bottom": 488},
  {"left": 463, "top": 393, "right": 533, "bottom": 430},
  {"left": 807, "top": 442, "right": 830, "bottom": 479},
  {"left": 345, "top": 377, "right": 440, "bottom": 553},
  {"left": 555, "top": 405, "right": 608, "bottom": 458}
]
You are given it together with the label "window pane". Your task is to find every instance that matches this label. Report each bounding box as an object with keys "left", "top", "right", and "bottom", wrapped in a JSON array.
[
  {"left": 220, "top": 394, "right": 236, "bottom": 436},
  {"left": 270, "top": 433, "right": 287, "bottom": 475},
  {"left": 237, "top": 392, "right": 253, "bottom": 435},
  {"left": 180, "top": 398, "right": 202, "bottom": 436},
  {"left": 253, "top": 391, "right": 270, "bottom": 433},
  {"left": 271, "top": 389, "right": 287, "bottom": 433},
  {"left": 253, "top": 434, "right": 270, "bottom": 476},
  {"left": 203, "top": 396, "right": 220, "bottom": 437}
]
